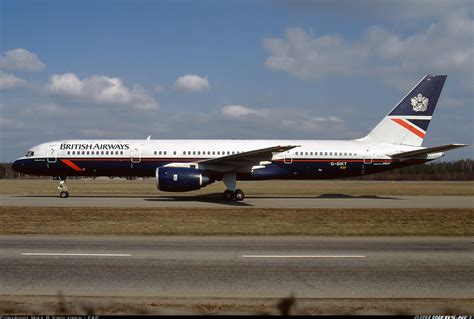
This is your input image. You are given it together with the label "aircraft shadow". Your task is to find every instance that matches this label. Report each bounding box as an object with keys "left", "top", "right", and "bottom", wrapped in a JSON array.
[
  {"left": 143, "top": 193, "right": 253, "bottom": 206},
  {"left": 315, "top": 194, "right": 398, "bottom": 200}
]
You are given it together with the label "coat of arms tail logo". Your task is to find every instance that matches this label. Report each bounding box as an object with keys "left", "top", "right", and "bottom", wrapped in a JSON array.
[{"left": 411, "top": 93, "right": 429, "bottom": 112}]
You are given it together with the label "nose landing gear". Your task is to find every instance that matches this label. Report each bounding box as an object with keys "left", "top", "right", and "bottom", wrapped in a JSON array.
[{"left": 57, "top": 179, "right": 69, "bottom": 198}]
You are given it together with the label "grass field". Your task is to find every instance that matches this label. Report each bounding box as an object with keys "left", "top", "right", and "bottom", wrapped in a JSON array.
[
  {"left": 1, "top": 295, "right": 472, "bottom": 315},
  {"left": 1, "top": 179, "right": 473, "bottom": 196},
  {"left": 1, "top": 206, "right": 472, "bottom": 236}
]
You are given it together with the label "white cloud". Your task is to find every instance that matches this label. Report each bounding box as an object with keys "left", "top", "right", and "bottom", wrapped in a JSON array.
[
  {"left": 264, "top": 28, "right": 367, "bottom": 79},
  {"left": 154, "top": 84, "right": 165, "bottom": 93},
  {"left": 0, "top": 71, "right": 27, "bottom": 90},
  {"left": 263, "top": 10, "right": 474, "bottom": 92},
  {"left": 173, "top": 74, "right": 210, "bottom": 92},
  {"left": 22, "top": 103, "right": 67, "bottom": 116},
  {"left": 0, "top": 117, "right": 24, "bottom": 129},
  {"left": 281, "top": 114, "right": 345, "bottom": 132},
  {"left": 0, "top": 48, "right": 45, "bottom": 72},
  {"left": 47, "top": 73, "right": 159, "bottom": 110},
  {"left": 221, "top": 105, "right": 269, "bottom": 118}
]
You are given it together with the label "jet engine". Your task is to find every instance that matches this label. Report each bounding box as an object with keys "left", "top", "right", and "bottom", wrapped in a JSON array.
[{"left": 156, "top": 167, "right": 215, "bottom": 192}]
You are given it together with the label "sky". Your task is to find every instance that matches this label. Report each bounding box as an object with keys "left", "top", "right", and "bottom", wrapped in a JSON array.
[{"left": 0, "top": 0, "right": 473, "bottom": 162}]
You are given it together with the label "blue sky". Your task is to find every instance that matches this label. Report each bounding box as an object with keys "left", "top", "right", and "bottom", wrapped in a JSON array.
[{"left": 1, "top": 0, "right": 472, "bottom": 162}]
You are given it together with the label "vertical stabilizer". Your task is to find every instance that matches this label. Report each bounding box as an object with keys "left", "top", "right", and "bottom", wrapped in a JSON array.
[{"left": 360, "top": 75, "right": 447, "bottom": 146}]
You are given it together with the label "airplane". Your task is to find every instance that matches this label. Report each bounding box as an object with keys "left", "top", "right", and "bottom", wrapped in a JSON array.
[{"left": 12, "top": 74, "right": 467, "bottom": 201}]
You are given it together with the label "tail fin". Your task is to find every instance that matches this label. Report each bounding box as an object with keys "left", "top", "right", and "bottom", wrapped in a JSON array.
[{"left": 360, "top": 75, "right": 447, "bottom": 146}]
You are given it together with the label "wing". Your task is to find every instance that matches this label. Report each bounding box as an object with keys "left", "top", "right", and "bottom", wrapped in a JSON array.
[
  {"left": 388, "top": 143, "right": 467, "bottom": 159},
  {"left": 197, "top": 145, "right": 299, "bottom": 173}
]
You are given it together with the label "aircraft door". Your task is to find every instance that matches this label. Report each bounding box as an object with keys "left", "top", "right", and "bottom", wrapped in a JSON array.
[
  {"left": 363, "top": 147, "right": 373, "bottom": 164},
  {"left": 47, "top": 144, "right": 58, "bottom": 163},
  {"left": 362, "top": 147, "right": 372, "bottom": 174},
  {"left": 130, "top": 144, "right": 142, "bottom": 164},
  {"left": 283, "top": 151, "right": 293, "bottom": 164}
]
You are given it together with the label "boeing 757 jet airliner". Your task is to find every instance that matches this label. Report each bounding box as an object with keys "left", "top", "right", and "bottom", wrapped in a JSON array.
[{"left": 12, "top": 75, "right": 467, "bottom": 200}]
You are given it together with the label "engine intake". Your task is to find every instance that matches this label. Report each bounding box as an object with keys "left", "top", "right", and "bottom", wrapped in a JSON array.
[{"left": 156, "top": 167, "right": 214, "bottom": 192}]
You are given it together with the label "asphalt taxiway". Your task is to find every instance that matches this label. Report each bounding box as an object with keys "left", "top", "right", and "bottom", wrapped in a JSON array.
[
  {"left": 0, "top": 236, "right": 472, "bottom": 298},
  {"left": 1, "top": 194, "right": 473, "bottom": 208}
]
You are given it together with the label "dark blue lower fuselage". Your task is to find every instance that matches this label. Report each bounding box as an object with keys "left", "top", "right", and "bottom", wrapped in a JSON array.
[{"left": 12, "top": 157, "right": 429, "bottom": 180}]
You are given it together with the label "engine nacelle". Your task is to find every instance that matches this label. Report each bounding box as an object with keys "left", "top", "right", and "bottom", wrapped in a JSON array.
[{"left": 156, "top": 167, "right": 214, "bottom": 192}]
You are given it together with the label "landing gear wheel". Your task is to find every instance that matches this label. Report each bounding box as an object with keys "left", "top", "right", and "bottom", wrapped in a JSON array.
[
  {"left": 57, "top": 179, "right": 69, "bottom": 198},
  {"left": 59, "top": 191, "right": 70, "bottom": 198},
  {"left": 223, "top": 189, "right": 234, "bottom": 201},
  {"left": 234, "top": 189, "right": 245, "bottom": 201}
]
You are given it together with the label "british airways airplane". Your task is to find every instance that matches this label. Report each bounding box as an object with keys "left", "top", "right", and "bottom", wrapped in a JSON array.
[{"left": 12, "top": 75, "right": 467, "bottom": 200}]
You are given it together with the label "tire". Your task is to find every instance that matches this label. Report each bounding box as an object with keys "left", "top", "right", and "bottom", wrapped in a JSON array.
[
  {"left": 223, "top": 189, "right": 233, "bottom": 201},
  {"left": 60, "top": 191, "right": 69, "bottom": 198},
  {"left": 234, "top": 189, "right": 245, "bottom": 201}
]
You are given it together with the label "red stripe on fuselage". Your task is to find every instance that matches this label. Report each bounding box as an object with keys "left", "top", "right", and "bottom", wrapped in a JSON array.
[
  {"left": 60, "top": 159, "right": 83, "bottom": 172},
  {"left": 391, "top": 118, "right": 425, "bottom": 139}
]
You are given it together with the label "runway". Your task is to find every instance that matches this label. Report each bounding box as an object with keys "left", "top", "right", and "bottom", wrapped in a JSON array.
[
  {"left": 0, "top": 236, "right": 472, "bottom": 298},
  {"left": 1, "top": 194, "right": 473, "bottom": 208}
]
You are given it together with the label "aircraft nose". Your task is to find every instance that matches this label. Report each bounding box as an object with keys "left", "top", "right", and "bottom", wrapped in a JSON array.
[{"left": 12, "top": 160, "right": 22, "bottom": 173}]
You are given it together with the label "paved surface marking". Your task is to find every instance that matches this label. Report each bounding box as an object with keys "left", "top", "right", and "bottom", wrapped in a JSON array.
[
  {"left": 1, "top": 236, "right": 472, "bottom": 299},
  {"left": 21, "top": 253, "right": 132, "bottom": 257},
  {"left": 241, "top": 255, "right": 366, "bottom": 258}
]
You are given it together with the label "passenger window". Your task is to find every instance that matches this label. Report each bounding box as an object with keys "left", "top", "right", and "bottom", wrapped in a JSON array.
[
  {"left": 120, "top": 151, "right": 123, "bottom": 155},
  {"left": 310, "top": 152, "right": 313, "bottom": 156},
  {"left": 212, "top": 151, "right": 215, "bottom": 155},
  {"left": 344, "top": 152, "right": 347, "bottom": 156},
  {"left": 198, "top": 151, "right": 201, "bottom": 155},
  {"left": 67, "top": 151, "right": 70, "bottom": 155},
  {"left": 295, "top": 152, "right": 298, "bottom": 155},
  {"left": 217, "top": 151, "right": 220, "bottom": 155},
  {"left": 193, "top": 151, "right": 196, "bottom": 155},
  {"left": 72, "top": 151, "right": 75, "bottom": 155},
  {"left": 164, "top": 151, "right": 167, "bottom": 155},
  {"left": 173, "top": 151, "right": 176, "bottom": 155},
  {"left": 305, "top": 152, "right": 308, "bottom": 156}
]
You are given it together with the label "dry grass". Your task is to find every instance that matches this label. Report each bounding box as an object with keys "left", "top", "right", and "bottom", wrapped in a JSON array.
[
  {"left": 0, "top": 179, "right": 473, "bottom": 196},
  {"left": 0, "top": 206, "right": 472, "bottom": 236},
  {"left": 1, "top": 295, "right": 472, "bottom": 315}
]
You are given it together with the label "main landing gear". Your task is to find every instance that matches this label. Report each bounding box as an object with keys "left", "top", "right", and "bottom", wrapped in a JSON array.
[
  {"left": 56, "top": 178, "right": 69, "bottom": 198},
  {"left": 222, "top": 172, "right": 245, "bottom": 201},
  {"left": 223, "top": 189, "right": 245, "bottom": 201}
]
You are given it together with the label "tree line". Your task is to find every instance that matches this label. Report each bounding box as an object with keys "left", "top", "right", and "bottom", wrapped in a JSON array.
[{"left": 1, "top": 159, "right": 473, "bottom": 180}]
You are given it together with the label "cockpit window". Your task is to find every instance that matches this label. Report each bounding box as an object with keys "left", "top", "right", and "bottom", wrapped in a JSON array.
[{"left": 25, "top": 151, "right": 34, "bottom": 157}]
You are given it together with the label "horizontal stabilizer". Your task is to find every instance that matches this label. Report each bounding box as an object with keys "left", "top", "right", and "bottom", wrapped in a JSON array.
[{"left": 388, "top": 144, "right": 467, "bottom": 159}]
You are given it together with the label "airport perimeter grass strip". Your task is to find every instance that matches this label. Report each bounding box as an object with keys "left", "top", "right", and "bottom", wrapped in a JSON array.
[
  {"left": 0, "top": 207, "right": 472, "bottom": 236},
  {"left": 1, "top": 296, "right": 473, "bottom": 315},
  {"left": 1, "top": 180, "right": 473, "bottom": 196}
]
